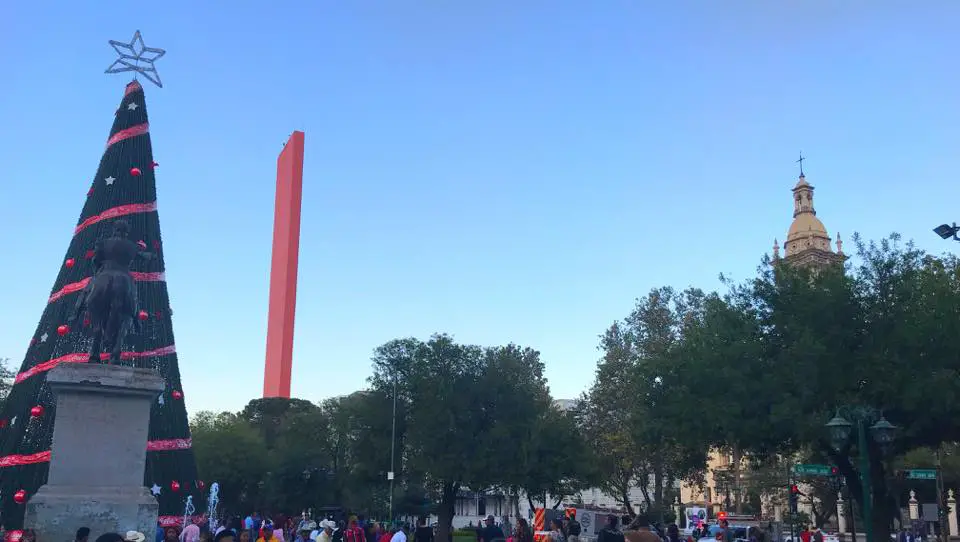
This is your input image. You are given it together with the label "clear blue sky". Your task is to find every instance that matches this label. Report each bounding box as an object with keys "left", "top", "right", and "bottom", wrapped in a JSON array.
[{"left": 1, "top": 2, "right": 958, "bottom": 414}]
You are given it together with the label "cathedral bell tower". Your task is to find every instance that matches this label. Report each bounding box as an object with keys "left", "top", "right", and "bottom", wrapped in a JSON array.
[{"left": 772, "top": 158, "right": 845, "bottom": 268}]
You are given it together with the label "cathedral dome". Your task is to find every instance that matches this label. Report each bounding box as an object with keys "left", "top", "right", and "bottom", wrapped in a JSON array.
[
  {"left": 774, "top": 166, "right": 846, "bottom": 265},
  {"left": 787, "top": 213, "right": 829, "bottom": 242}
]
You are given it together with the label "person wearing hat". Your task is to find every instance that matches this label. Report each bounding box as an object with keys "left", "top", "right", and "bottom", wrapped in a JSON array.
[
  {"left": 317, "top": 521, "right": 335, "bottom": 542},
  {"left": 298, "top": 522, "right": 319, "bottom": 542},
  {"left": 256, "top": 525, "right": 282, "bottom": 542},
  {"left": 389, "top": 524, "right": 409, "bottom": 542},
  {"left": 126, "top": 532, "right": 147, "bottom": 542}
]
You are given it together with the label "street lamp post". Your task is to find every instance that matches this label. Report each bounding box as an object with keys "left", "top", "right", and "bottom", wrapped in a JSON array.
[
  {"left": 933, "top": 223, "right": 960, "bottom": 242},
  {"left": 388, "top": 370, "right": 398, "bottom": 524},
  {"left": 825, "top": 408, "right": 898, "bottom": 542}
]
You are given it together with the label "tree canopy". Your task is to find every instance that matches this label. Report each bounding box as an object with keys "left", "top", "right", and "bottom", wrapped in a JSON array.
[{"left": 190, "top": 233, "right": 960, "bottom": 541}]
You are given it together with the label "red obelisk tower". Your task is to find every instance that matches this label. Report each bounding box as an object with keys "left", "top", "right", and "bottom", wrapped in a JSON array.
[{"left": 263, "top": 131, "right": 305, "bottom": 398}]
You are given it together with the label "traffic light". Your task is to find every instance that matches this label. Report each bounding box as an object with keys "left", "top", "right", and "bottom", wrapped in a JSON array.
[
  {"left": 831, "top": 467, "right": 843, "bottom": 491},
  {"left": 717, "top": 512, "right": 728, "bottom": 521},
  {"left": 788, "top": 485, "right": 799, "bottom": 513}
]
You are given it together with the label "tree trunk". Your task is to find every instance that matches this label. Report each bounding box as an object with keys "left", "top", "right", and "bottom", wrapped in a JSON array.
[
  {"left": 654, "top": 468, "right": 665, "bottom": 522},
  {"left": 437, "top": 482, "right": 458, "bottom": 542},
  {"left": 623, "top": 488, "right": 635, "bottom": 519},
  {"left": 512, "top": 489, "right": 522, "bottom": 520},
  {"left": 732, "top": 445, "right": 743, "bottom": 514},
  {"left": 826, "top": 442, "right": 894, "bottom": 542},
  {"left": 639, "top": 482, "right": 652, "bottom": 514},
  {"left": 869, "top": 451, "right": 892, "bottom": 542}
]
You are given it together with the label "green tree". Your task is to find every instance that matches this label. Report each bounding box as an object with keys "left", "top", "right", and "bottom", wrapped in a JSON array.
[
  {"left": 190, "top": 410, "right": 269, "bottom": 515},
  {"left": 519, "top": 403, "right": 597, "bottom": 510},
  {"left": 239, "top": 397, "right": 318, "bottom": 448},
  {"left": 671, "top": 235, "right": 960, "bottom": 540},
  {"left": 0, "top": 358, "right": 15, "bottom": 405},
  {"left": 581, "top": 288, "right": 711, "bottom": 517},
  {"left": 270, "top": 405, "right": 334, "bottom": 513},
  {"left": 368, "top": 335, "right": 558, "bottom": 542},
  {"left": 321, "top": 391, "right": 398, "bottom": 514}
]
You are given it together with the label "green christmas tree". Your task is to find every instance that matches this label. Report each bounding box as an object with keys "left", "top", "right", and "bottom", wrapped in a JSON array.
[{"left": 0, "top": 79, "right": 204, "bottom": 533}]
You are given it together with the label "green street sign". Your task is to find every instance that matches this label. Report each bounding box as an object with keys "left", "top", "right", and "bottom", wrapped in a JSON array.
[
  {"left": 794, "top": 464, "right": 834, "bottom": 476},
  {"left": 906, "top": 469, "right": 937, "bottom": 480}
]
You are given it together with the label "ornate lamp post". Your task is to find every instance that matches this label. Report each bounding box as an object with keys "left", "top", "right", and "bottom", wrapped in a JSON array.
[
  {"left": 825, "top": 408, "right": 898, "bottom": 542},
  {"left": 933, "top": 223, "right": 960, "bottom": 242}
]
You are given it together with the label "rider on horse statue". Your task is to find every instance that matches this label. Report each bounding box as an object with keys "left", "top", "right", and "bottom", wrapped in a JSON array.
[{"left": 70, "top": 219, "right": 152, "bottom": 362}]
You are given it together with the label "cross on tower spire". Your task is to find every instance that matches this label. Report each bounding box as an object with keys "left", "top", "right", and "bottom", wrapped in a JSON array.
[{"left": 796, "top": 152, "right": 806, "bottom": 176}]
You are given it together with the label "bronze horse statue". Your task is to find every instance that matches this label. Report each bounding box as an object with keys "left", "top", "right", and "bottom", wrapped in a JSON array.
[{"left": 69, "top": 219, "right": 151, "bottom": 362}]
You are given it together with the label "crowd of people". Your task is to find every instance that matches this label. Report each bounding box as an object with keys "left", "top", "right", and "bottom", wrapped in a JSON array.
[{"left": 8, "top": 510, "right": 831, "bottom": 542}]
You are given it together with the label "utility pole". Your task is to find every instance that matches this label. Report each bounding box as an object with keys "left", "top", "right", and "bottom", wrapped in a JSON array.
[
  {"left": 857, "top": 420, "right": 874, "bottom": 542},
  {"left": 937, "top": 450, "right": 947, "bottom": 542},
  {"left": 388, "top": 371, "right": 398, "bottom": 524}
]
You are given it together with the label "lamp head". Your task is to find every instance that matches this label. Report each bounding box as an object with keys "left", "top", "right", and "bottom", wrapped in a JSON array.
[
  {"left": 825, "top": 413, "right": 853, "bottom": 450},
  {"left": 870, "top": 416, "right": 898, "bottom": 447},
  {"left": 933, "top": 223, "right": 959, "bottom": 240}
]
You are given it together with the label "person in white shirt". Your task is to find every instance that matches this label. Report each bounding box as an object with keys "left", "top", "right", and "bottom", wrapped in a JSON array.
[
  {"left": 390, "top": 525, "right": 408, "bottom": 542},
  {"left": 317, "top": 521, "right": 335, "bottom": 542}
]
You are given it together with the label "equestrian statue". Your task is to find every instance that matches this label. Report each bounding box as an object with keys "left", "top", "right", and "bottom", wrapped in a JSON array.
[{"left": 69, "top": 219, "right": 152, "bottom": 362}]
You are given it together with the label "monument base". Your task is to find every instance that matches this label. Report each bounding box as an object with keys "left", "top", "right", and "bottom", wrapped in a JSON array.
[
  {"left": 22, "top": 363, "right": 165, "bottom": 542},
  {"left": 25, "top": 485, "right": 158, "bottom": 542}
]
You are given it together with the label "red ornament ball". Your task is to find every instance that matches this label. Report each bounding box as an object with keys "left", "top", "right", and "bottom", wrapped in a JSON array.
[
  {"left": 65, "top": 258, "right": 76, "bottom": 269},
  {"left": 130, "top": 167, "right": 142, "bottom": 177},
  {"left": 138, "top": 310, "right": 149, "bottom": 321},
  {"left": 83, "top": 318, "right": 90, "bottom": 327},
  {"left": 30, "top": 405, "right": 44, "bottom": 418},
  {"left": 85, "top": 250, "right": 95, "bottom": 259},
  {"left": 170, "top": 480, "right": 180, "bottom": 492},
  {"left": 57, "top": 325, "right": 70, "bottom": 336},
  {"left": 196, "top": 480, "right": 205, "bottom": 490},
  {"left": 13, "top": 490, "right": 26, "bottom": 504},
  {"left": 0, "top": 418, "right": 8, "bottom": 429},
  {"left": 172, "top": 390, "right": 183, "bottom": 400}
]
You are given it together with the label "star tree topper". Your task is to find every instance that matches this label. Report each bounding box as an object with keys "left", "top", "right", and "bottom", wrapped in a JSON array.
[{"left": 105, "top": 30, "right": 166, "bottom": 88}]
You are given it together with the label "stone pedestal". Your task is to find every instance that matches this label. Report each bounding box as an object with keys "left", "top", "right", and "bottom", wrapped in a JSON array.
[
  {"left": 948, "top": 490, "right": 958, "bottom": 537},
  {"left": 25, "top": 364, "right": 165, "bottom": 542},
  {"left": 836, "top": 492, "right": 846, "bottom": 534},
  {"left": 909, "top": 490, "right": 919, "bottom": 521}
]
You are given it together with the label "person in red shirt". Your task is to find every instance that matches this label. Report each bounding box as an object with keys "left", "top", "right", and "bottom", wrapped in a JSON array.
[
  {"left": 345, "top": 519, "right": 365, "bottom": 542},
  {"left": 799, "top": 527, "right": 812, "bottom": 542}
]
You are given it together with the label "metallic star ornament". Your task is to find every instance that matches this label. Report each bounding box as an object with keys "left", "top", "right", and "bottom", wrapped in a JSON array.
[{"left": 104, "top": 31, "right": 166, "bottom": 88}]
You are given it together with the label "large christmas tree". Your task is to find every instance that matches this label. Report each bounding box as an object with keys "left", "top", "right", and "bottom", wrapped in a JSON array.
[{"left": 0, "top": 79, "right": 203, "bottom": 532}]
